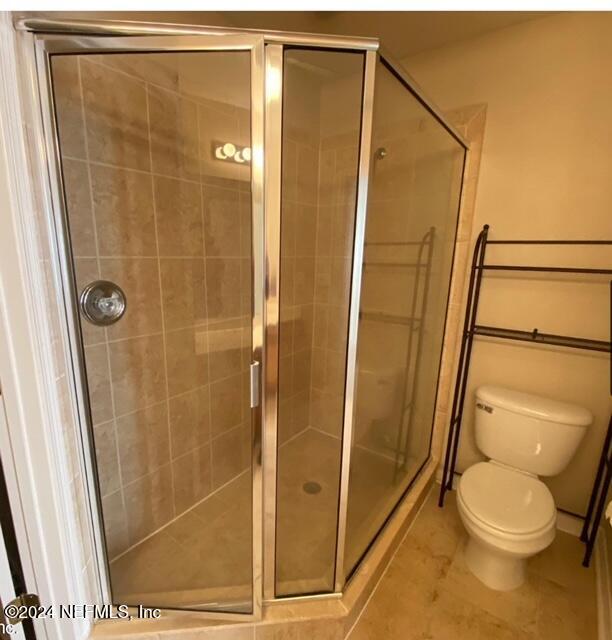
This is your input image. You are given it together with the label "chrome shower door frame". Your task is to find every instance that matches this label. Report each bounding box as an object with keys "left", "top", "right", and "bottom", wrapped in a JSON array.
[
  {"left": 19, "top": 13, "right": 471, "bottom": 618},
  {"left": 31, "top": 31, "right": 266, "bottom": 621}
]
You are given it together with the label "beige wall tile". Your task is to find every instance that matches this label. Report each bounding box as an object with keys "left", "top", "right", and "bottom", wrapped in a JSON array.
[
  {"left": 51, "top": 56, "right": 86, "bottom": 160},
  {"left": 93, "top": 421, "right": 120, "bottom": 497},
  {"left": 293, "top": 256, "right": 315, "bottom": 306},
  {"left": 292, "top": 390, "right": 310, "bottom": 433},
  {"left": 102, "top": 257, "right": 162, "bottom": 340},
  {"left": 281, "top": 139, "right": 298, "bottom": 202},
  {"left": 63, "top": 158, "right": 96, "bottom": 257},
  {"left": 52, "top": 47, "right": 264, "bottom": 561},
  {"left": 293, "top": 305, "right": 314, "bottom": 353},
  {"left": 148, "top": 85, "right": 199, "bottom": 181},
  {"left": 91, "top": 165, "right": 156, "bottom": 257},
  {"left": 169, "top": 387, "right": 211, "bottom": 459},
  {"left": 109, "top": 334, "right": 166, "bottom": 415},
  {"left": 203, "top": 186, "right": 242, "bottom": 257},
  {"left": 123, "top": 463, "right": 174, "bottom": 544},
  {"left": 280, "top": 200, "right": 296, "bottom": 258},
  {"left": 205, "top": 257, "right": 243, "bottom": 321},
  {"left": 212, "top": 427, "right": 246, "bottom": 490},
  {"left": 208, "top": 323, "right": 244, "bottom": 383},
  {"left": 160, "top": 258, "right": 206, "bottom": 331},
  {"left": 198, "top": 102, "right": 248, "bottom": 185},
  {"left": 81, "top": 59, "right": 150, "bottom": 171},
  {"left": 116, "top": 401, "right": 170, "bottom": 485},
  {"left": 279, "top": 305, "right": 295, "bottom": 355},
  {"left": 327, "top": 304, "right": 349, "bottom": 353},
  {"left": 83, "top": 343, "right": 113, "bottom": 425},
  {"left": 102, "top": 490, "right": 129, "bottom": 559},
  {"left": 90, "top": 53, "right": 179, "bottom": 91},
  {"left": 172, "top": 444, "right": 212, "bottom": 514},
  {"left": 154, "top": 177, "right": 203, "bottom": 257},
  {"left": 316, "top": 206, "right": 333, "bottom": 257},
  {"left": 278, "top": 354, "right": 293, "bottom": 402},
  {"left": 165, "top": 327, "right": 209, "bottom": 397},
  {"left": 239, "top": 190, "right": 252, "bottom": 259},
  {"left": 210, "top": 373, "right": 244, "bottom": 438},
  {"left": 295, "top": 204, "right": 317, "bottom": 257},
  {"left": 296, "top": 146, "right": 318, "bottom": 204},
  {"left": 279, "top": 258, "right": 295, "bottom": 308},
  {"left": 292, "top": 350, "right": 312, "bottom": 395}
]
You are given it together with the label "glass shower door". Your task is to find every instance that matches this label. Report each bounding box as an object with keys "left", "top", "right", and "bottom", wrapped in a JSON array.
[
  {"left": 344, "top": 55, "right": 466, "bottom": 577},
  {"left": 46, "top": 36, "right": 263, "bottom": 613}
]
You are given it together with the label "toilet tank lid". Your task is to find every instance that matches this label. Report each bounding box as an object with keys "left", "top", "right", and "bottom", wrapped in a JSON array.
[{"left": 476, "top": 386, "right": 592, "bottom": 426}]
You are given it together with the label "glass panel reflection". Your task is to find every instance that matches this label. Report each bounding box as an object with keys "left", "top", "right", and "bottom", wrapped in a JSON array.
[
  {"left": 51, "top": 50, "right": 254, "bottom": 612},
  {"left": 275, "top": 48, "right": 365, "bottom": 596},
  {"left": 344, "top": 58, "right": 465, "bottom": 577}
]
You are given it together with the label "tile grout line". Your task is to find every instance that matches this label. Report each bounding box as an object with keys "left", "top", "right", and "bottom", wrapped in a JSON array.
[
  {"left": 60, "top": 155, "right": 253, "bottom": 193},
  {"left": 85, "top": 54, "right": 243, "bottom": 119},
  {"left": 100, "top": 420, "right": 247, "bottom": 504},
  {"left": 110, "top": 467, "right": 251, "bottom": 565},
  {"left": 83, "top": 314, "right": 251, "bottom": 348},
  {"left": 91, "top": 369, "right": 247, "bottom": 426}
]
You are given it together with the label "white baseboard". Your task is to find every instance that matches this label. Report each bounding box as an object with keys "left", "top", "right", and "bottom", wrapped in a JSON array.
[
  {"left": 595, "top": 530, "right": 611, "bottom": 640},
  {"left": 556, "top": 510, "right": 583, "bottom": 537}
]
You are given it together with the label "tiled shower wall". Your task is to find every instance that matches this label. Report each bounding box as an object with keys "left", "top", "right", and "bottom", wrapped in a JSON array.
[
  {"left": 310, "top": 133, "right": 358, "bottom": 440},
  {"left": 52, "top": 53, "right": 252, "bottom": 558},
  {"left": 278, "top": 64, "right": 362, "bottom": 448},
  {"left": 277, "top": 114, "right": 319, "bottom": 446}
]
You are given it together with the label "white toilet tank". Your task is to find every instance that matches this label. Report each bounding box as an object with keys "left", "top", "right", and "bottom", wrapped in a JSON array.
[
  {"left": 356, "top": 365, "right": 401, "bottom": 422},
  {"left": 474, "top": 386, "right": 592, "bottom": 476}
]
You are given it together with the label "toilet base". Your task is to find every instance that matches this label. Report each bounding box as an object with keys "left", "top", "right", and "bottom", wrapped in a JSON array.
[{"left": 464, "top": 537, "right": 526, "bottom": 591}]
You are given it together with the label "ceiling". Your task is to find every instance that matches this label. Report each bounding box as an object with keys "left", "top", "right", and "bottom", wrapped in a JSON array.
[
  {"left": 216, "top": 11, "right": 554, "bottom": 58},
  {"left": 26, "top": 10, "right": 555, "bottom": 59}
]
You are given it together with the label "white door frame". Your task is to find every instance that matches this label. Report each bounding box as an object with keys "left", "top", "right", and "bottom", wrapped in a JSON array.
[
  {"left": 0, "top": 12, "right": 92, "bottom": 640},
  {"left": 0, "top": 397, "right": 27, "bottom": 640}
]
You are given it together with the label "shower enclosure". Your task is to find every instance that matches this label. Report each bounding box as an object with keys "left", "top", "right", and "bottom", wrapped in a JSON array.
[{"left": 22, "top": 17, "right": 466, "bottom": 618}]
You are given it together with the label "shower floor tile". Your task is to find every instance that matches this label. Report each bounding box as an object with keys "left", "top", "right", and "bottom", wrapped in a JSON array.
[
  {"left": 109, "top": 471, "right": 252, "bottom": 610},
  {"left": 348, "top": 489, "right": 598, "bottom": 640},
  {"left": 109, "top": 427, "right": 405, "bottom": 608}
]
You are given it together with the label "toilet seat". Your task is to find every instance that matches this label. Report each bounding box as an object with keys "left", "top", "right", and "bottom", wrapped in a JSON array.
[{"left": 458, "top": 462, "right": 556, "bottom": 536}]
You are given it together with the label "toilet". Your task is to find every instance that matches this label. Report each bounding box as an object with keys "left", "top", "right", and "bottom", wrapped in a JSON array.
[
  {"left": 355, "top": 365, "right": 401, "bottom": 447},
  {"left": 456, "top": 385, "right": 592, "bottom": 591}
]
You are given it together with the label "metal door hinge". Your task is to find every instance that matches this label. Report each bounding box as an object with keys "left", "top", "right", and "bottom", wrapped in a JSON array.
[
  {"left": 249, "top": 361, "right": 261, "bottom": 408},
  {"left": 4, "top": 593, "right": 40, "bottom": 624}
]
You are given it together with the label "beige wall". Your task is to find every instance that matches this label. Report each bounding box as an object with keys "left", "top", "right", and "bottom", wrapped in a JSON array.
[{"left": 406, "top": 12, "right": 612, "bottom": 514}]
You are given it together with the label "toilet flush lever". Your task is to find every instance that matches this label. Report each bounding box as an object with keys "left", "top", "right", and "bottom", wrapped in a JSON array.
[
  {"left": 250, "top": 361, "right": 261, "bottom": 408},
  {"left": 476, "top": 402, "right": 493, "bottom": 414}
]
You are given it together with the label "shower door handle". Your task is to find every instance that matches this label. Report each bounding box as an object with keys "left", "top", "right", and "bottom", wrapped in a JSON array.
[{"left": 250, "top": 361, "right": 261, "bottom": 408}]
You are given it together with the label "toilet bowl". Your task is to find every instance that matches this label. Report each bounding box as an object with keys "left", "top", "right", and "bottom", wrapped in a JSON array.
[
  {"left": 456, "top": 385, "right": 591, "bottom": 591},
  {"left": 457, "top": 461, "right": 556, "bottom": 591}
]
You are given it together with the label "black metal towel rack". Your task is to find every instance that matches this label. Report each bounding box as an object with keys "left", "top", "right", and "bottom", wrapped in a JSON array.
[{"left": 438, "top": 224, "right": 612, "bottom": 567}]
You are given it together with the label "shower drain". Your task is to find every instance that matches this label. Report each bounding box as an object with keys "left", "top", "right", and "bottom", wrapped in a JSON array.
[{"left": 303, "top": 481, "right": 322, "bottom": 495}]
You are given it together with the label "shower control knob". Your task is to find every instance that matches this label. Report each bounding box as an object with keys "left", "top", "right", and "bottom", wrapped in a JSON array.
[{"left": 79, "top": 280, "right": 127, "bottom": 326}]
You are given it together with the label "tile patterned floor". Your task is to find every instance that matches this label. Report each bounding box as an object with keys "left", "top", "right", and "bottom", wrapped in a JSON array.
[
  {"left": 348, "top": 488, "right": 598, "bottom": 640},
  {"left": 110, "top": 427, "right": 407, "bottom": 607}
]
